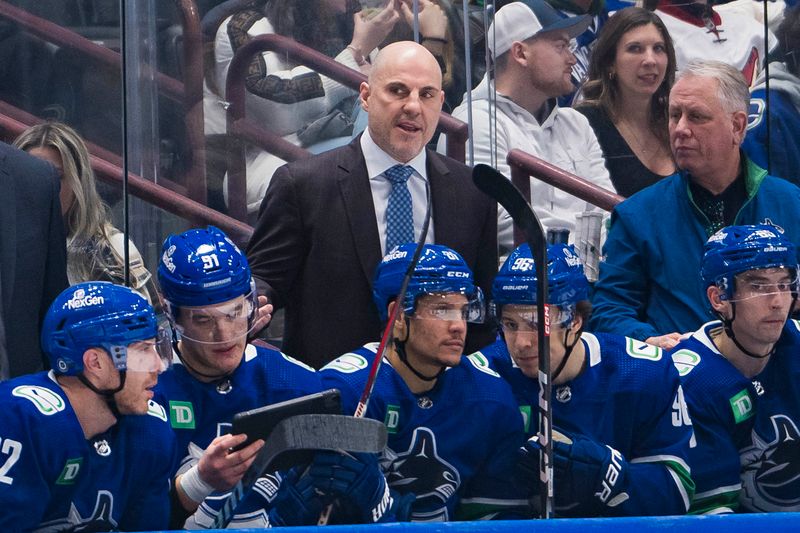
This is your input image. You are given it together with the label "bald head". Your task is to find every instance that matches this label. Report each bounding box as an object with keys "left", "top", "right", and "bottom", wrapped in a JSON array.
[
  {"left": 360, "top": 40, "right": 445, "bottom": 163},
  {"left": 368, "top": 41, "right": 443, "bottom": 88}
]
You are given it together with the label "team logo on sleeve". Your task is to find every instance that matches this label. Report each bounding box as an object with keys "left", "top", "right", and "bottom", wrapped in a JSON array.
[
  {"left": 740, "top": 415, "right": 800, "bottom": 512},
  {"left": 382, "top": 427, "right": 461, "bottom": 521}
]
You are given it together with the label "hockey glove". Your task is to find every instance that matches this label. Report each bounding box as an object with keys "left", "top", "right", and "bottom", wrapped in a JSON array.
[
  {"left": 267, "top": 466, "right": 325, "bottom": 527},
  {"left": 551, "top": 429, "right": 630, "bottom": 515},
  {"left": 308, "top": 451, "right": 394, "bottom": 523}
]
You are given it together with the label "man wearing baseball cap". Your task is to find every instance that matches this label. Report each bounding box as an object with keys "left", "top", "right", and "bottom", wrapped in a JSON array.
[{"left": 440, "top": 0, "right": 612, "bottom": 254}]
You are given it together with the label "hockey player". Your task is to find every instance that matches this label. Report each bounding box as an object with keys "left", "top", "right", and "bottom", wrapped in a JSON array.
[
  {"left": 155, "top": 226, "right": 326, "bottom": 528},
  {"left": 478, "top": 243, "right": 694, "bottom": 517},
  {"left": 157, "top": 226, "right": 393, "bottom": 528},
  {"left": 669, "top": 224, "right": 800, "bottom": 513},
  {"left": 0, "top": 282, "right": 177, "bottom": 531},
  {"left": 320, "top": 243, "right": 527, "bottom": 521}
]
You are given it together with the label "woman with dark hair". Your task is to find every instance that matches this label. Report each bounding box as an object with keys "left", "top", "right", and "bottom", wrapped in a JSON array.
[
  {"left": 205, "top": 0, "right": 400, "bottom": 214},
  {"left": 576, "top": 7, "right": 677, "bottom": 197}
]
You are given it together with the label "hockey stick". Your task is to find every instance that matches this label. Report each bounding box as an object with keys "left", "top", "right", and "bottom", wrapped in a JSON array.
[
  {"left": 317, "top": 180, "right": 434, "bottom": 524},
  {"left": 212, "top": 414, "right": 388, "bottom": 529},
  {"left": 472, "top": 163, "right": 553, "bottom": 519}
]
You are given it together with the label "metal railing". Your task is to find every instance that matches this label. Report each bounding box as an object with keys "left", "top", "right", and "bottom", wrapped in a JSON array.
[
  {"left": 0, "top": 101, "right": 252, "bottom": 247},
  {"left": 506, "top": 148, "right": 624, "bottom": 245},
  {"left": 0, "top": 0, "right": 208, "bottom": 204}
]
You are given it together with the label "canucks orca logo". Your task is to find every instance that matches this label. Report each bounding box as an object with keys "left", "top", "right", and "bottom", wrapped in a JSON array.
[
  {"left": 382, "top": 427, "right": 461, "bottom": 521},
  {"left": 34, "top": 490, "right": 117, "bottom": 532},
  {"left": 740, "top": 414, "right": 800, "bottom": 512}
]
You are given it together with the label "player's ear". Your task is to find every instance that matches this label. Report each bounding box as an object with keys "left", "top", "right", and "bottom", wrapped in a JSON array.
[
  {"left": 388, "top": 301, "right": 408, "bottom": 340},
  {"left": 707, "top": 285, "right": 728, "bottom": 314},
  {"left": 731, "top": 110, "right": 747, "bottom": 145}
]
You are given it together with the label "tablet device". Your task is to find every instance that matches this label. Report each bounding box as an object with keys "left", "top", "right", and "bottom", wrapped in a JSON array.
[{"left": 230, "top": 388, "right": 342, "bottom": 463}]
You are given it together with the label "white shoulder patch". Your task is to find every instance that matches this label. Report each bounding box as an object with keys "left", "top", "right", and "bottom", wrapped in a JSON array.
[
  {"left": 12, "top": 385, "right": 66, "bottom": 416},
  {"left": 146, "top": 399, "right": 168, "bottom": 422},
  {"left": 244, "top": 343, "right": 258, "bottom": 362},
  {"left": 280, "top": 352, "right": 315, "bottom": 372},
  {"left": 466, "top": 353, "right": 500, "bottom": 378},
  {"left": 321, "top": 352, "right": 370, "bottom": 374},
  {"left": 671, "top": 349, "right": 701, "bottom": 377},
  {"left": 625, "top": 337, "right": 662, "bottom": 361}
]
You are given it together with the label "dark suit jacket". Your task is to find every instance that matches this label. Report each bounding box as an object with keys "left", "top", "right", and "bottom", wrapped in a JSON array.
[
  {"left": 246, "top": 137, "right": 498, "bottom": 368},
  {"left": 0, "top": 142, "right": 68, "bottom": 378}
]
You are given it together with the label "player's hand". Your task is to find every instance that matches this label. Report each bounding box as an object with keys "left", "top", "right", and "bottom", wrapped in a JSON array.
[
  {"left": 551, "top": 429, "right": 629, "bottom": 514},
  {"left": 268, "top": 467, "right": 325, "bottom": 526},
  {"left": 197, "top": 433, "right": 265, "bottom": 491},
  {"left": 644, "top": 332, "right": 685, "bottom": 350},
  {"left": 308, "top": 451, "right": 393, "bottom": 523},
  {"left": 250, "top": 294, "right": 273, "bottom": 337}
]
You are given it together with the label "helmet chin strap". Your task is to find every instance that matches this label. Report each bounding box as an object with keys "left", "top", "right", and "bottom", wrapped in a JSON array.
[
  {"left": 173, "top": 338, "right": 234, "bottom": 383},
  {"left": 551, "top": 324, "right": 583, "bottom": 383},
  {"left": 78, "top": 370, "right": 126, "bottom": 418},
  {"left": 718, "top": 296, "right": 797, "bottom": 359},
  {"left": 395, "top": 317, "right": 445, "bottom": 383}
]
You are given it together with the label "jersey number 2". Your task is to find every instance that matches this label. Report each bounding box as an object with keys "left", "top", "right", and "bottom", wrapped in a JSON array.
[{"left": 0, "top": 438, "right": 22, "bottom": 485}]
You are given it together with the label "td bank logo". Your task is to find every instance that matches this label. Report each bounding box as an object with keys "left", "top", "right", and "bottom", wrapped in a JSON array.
[
  {"left": 56, "top": 458, "right": 82, "bottom": 485},
  {"left": 170, "top": 401, "right": 196, "bottom": 429},
  {"left": 384, "top": 405, "right": 400, "bottom": 434},
  {"left": 730, "top": 389, "right": 754, "bottom": 424}
]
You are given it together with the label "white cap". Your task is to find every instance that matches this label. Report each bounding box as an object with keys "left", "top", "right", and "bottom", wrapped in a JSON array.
[{"left": 487, "top": 0, "right": 592, "bottom": 57}]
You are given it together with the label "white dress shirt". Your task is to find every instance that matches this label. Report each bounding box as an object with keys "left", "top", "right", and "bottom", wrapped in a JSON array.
[{"left": 361, "top": 129, "right": 435, "bottom": 255}]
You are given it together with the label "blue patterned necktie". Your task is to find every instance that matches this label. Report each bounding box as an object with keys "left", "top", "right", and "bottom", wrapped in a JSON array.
[{"left": 384, "top": 164, "right": 415, "bottom": 252}]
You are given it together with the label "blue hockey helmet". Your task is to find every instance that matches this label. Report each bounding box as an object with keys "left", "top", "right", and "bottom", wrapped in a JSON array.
[
  {"left": 701, "top": 224, "right": 799, "bottom": 300},
  {"left": 492, "top": 243, "right": 590, "bottom": 323},
  {"left": 372, "top": 243, "right": 484, "bottom": 322},
  {"left": 42, "top": 282, "right": 167, "bottom": 376},
  {"left": 158, "top": 226, "right": 254, "bottom": 307}
]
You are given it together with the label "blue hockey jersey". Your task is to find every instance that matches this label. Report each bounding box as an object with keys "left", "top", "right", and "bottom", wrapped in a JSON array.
[
  {"left": 155, "top": 343, "right": 322, "bottom": 528},
  {"left": 739, "top": 319, "right": 800, "bottom": 512},
  {"left": 319, "top": 343, "right": 527, "bottom": 521},
  {"left": 0, "top": 371, "right": 178, "bottom": 532},
  {"left": 477, "top": 332, "right": 695, "bottom": 517},
  {"left": 670, "top": 321, "right": 766, "bottom": 514}
]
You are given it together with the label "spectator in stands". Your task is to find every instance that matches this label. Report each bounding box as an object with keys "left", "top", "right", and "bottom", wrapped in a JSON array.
[
  {"left": 441, "top": 0, "right": 613, "bottom": 253},
  {"left": 205, "top": 0, "right": 401, "bottom": 215},
  {"left": 246, "top": 41, "right": 498, "bottom": 369},
  {"left": 0, "top": 141, "right": 67, "bottom": 380},
  {"left": 653, "top": 0, "right": 774, "bottom": 86},
  {"left": 576, "top": 7, "right": 677, "bottom": 198},
  {"left": 591, "top": 60, "right": 800, "bottom": 349},
  {"left": 14, "top": 122, "right": 160, "bottom": 309},
  {"left": 743, "top": 5, "right": 800, "bottom": 186}
]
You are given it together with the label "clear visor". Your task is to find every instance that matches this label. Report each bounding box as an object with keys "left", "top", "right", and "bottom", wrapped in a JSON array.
[
  {"left": 725, "top": 270, "right": 799, "bottom": 303},
  {"left": 124, "top": 327, "right": 173, "bottom": 373},
  {"left": 411, "top": 291, "right": 485, "bottom": 323},
  {"left": 173, "top": 291, "right": 257, "bottom": 345},
  {"left": 499, "top": 306, "right": 574, "bottom": 334}
]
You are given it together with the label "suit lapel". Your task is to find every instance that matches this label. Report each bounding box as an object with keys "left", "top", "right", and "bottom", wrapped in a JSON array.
[
  {"left": 427, "top": 149, "right": 456, "bottom": 244},
  {"left": 336, "top": 138, "right": 382, "bottom": 285},
  {"left": 0, "top": 150, "right": 15, "bottom": 315}
]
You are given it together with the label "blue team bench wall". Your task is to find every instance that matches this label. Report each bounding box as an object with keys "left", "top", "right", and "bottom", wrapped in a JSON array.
[{"left": 144, "top": 513, "right": 800, "bottom": 533}]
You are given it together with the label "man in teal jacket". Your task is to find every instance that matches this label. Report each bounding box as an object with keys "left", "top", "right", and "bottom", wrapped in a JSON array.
[{"left": 591, "top": 59, "right": 800, "bottom": 349}]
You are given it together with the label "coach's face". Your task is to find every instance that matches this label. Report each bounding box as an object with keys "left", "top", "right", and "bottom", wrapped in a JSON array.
[
  {"left": 668, "top": 75, "right": 747, "bottom": 183},
  {"left": 360, "top": 41, "right": 444, "bottom": 163}
]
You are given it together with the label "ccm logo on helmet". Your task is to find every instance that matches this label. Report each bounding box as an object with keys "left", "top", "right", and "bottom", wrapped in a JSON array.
[{"left": 66, "top": 289, "right": 105, "bottom": 310}]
